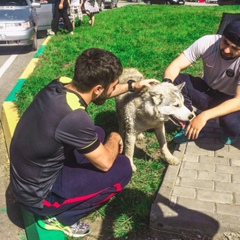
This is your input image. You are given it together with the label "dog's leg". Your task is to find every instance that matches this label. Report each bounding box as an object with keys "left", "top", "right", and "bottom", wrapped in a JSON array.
[
  {"left": 154, "top": 123, "right": 180, "bottom": 165},
  {"left": 118, "top": 115, "right": 124, "bottom": 139},
  {"left": 124, "top": 132, "right": 137, "bottom": 172}
]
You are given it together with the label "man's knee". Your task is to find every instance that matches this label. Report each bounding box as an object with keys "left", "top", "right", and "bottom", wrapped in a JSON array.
[
  {"left": 219, "top": 112, "right": 240, "bottom": 136},
  {"left": 174, "top": 73, "right": 189, "bottom": 85},
  {"left": 114, "top": 155, "right": 132, "bottom": 187}
]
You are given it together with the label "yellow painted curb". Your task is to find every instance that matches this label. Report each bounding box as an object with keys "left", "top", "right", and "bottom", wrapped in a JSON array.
[
  {"left": 1, "top": 102, "right": 19, "bottom": 153},
  {"left": 20, "top": 58, "right": 39, "bottom": 79}
]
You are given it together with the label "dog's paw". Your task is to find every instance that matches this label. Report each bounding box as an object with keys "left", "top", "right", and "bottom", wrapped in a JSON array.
[
  {"left": 166, "top": 156, "right": 180, "bottom": 166},
  {"left": 131, "top": 163, "right": 137, "bottom": 172},
  {"left": 137, "top": 133, "right": 145, "bottom": 140}
]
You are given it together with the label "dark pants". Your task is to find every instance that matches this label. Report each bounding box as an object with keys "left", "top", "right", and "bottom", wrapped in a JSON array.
[
  {"left": 52, "top": 5, "right": 73, "bottom": 34},
  {"left": 175, "top": 73, "right": 240, "bottom": 137},
  {"left": 26, "top": 126, "right": 132, "bottom": 225}
]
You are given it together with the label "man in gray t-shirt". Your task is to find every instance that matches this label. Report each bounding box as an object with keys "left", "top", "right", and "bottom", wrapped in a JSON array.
[{"left": 163, "top": 19, "right": 240, "bottom": 145}]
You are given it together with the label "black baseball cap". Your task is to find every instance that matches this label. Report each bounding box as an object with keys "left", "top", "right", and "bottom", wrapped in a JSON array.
[{"left": 223, "top": 19, "right": 240, "bottom": 46}]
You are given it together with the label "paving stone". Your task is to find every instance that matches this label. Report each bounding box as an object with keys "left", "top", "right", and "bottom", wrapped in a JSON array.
[
  {"left": 198, "top": 171, "right": 231, "bottom": 182},
  {"left": 172, "top": 186, "right": 196, "bottom": 198},
  {"left": 199, "top": 155, "right": 230, "bottom": 165},
  {"left": 234, "top": 193, "right": 240, "bottom": 205},
  {"left": 215, "top": 182, "right": 240, "bottom": 193},
  {"left": 216, "top": 203, "right": 240, "bottom": 217},
  {"left": 183, "top": 161, "right": 215, "bottom": 171},
  {"left": 177, "top": 197, "right": 215, "bottom": 213},
  {"left": 232, "top": 173, "right": 240, "bottom": 183},
  {"left": 184, "top": 144, "right": 215, "bottom": 156},
  {"left": 197, "top": 189, "right": 233, "bottom": 204},
  {"left": 180, "top": 177, "right": 214, "bottom": 190},
  {"left": 231, "top": 158, "right": 240, "bottom": 166},
  {"left": 182, "top": 153, "right": 199, "bottom": 162},
  {"left": 216, "top": 165, "right": 240, "bottom": 175},
  {"left": 178, "top": 168, "right": 198, "bottom": 179}
]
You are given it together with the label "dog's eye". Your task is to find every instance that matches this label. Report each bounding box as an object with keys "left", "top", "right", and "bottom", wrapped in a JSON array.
[{"left": 174, "top": 104, "right": 180, "bottom": 108}]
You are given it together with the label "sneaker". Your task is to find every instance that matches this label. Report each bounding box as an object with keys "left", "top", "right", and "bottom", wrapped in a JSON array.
[
  {"left": 47, "top": 30, "right": 55, "bottom": 36},
  {"left": 174, "top": 128, "right": 205, "bottom": 144},
  {"left": 38, "top": 216, "right": 91, "bottom": 238},
  {"left": 221, "top": 133, "right": 239, "bottom": 145}
]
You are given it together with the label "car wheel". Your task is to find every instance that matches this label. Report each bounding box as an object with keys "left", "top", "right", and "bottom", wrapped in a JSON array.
[
  {"left": 100, "top": 1, "right": 105, "bottom": 10},
  {"left": 110, "top": 1, "right": 114, "bottom": 8},
  {"left": 99, "top": 0, "right": 103, "bottom": 11},
  {"left": 32, "top": 32, "right": 38, "bottom": 51}
]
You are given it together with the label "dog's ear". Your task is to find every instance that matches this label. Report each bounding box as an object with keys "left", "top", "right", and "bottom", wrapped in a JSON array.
[
  {"left": 176, "top": 82, "right": 186, "bottom": 91},
  {"left": 150, "top": 93, "right": 163, "bottom": 105}
]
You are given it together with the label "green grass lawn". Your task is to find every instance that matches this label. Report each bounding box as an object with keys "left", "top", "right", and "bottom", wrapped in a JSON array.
[{"left": 15, "top": 3, "right": 240, "bottom": 239}]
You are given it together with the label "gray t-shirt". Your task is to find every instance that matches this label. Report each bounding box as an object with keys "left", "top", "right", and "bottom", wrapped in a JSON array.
[{"left": 184, "top": 34, "right": 240, "bottom": 96}]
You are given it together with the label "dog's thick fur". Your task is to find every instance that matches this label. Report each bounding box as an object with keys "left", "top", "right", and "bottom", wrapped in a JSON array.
[{"left": 116, "top": 68, "right": 193, "bottom": 171}]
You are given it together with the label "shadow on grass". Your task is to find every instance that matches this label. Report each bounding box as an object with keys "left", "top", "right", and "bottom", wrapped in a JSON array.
[
  {"left": 95, "top": 188, "right": 154, "bottom": 240},
  {"left": 92, "top": 190, "right": 220, "bottom": 240}
]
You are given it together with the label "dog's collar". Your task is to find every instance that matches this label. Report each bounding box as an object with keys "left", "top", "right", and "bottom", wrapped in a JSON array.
[{"left": 127, "top": 79, "right": 136, "bottom": 92}]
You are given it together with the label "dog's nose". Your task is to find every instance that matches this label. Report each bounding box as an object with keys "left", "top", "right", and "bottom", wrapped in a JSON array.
[{"left": 188, "top": 114, "right": 194, "bottom": 120}]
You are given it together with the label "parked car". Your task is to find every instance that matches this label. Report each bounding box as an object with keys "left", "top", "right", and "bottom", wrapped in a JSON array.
[
  {"left": 0, "top": 0, "right": 53, "bottom": 51},
  {"left": 98, "top": 0, "right": 118, "bottom": 10},
  {"left": 205, "top": 0, "right": 218, "bottom": 3},
  {"left": 166, "top": 0, "right": 185, "bottom": 4},
  {"left": 218, "top": 0, "right": 240, "bottom": 4},
  {"left": 144, "top": 0, "right": 185, "bottom": 5}
]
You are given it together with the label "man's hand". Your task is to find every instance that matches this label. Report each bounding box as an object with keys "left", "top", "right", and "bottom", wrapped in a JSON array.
[
  {"left": 185, "top": 112, "right": 208, "bottom": 139},
  {"left": 133, "top": 79, "right": 159, "bottom": 91},
  {"left": 107, "top": 132, "right": 124, "bottom": 154},
  {"left": 59, "top": 3, "right": 63, "bottom": 9},
  {"left": 118, "top": 139, "right": 123, "bottom": 154}
]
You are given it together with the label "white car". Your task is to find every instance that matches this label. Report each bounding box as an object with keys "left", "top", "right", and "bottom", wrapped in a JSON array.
[
  {"left": 0, "top": 0, "right": 53, "bottom": 51},
  {"left": 205, "top": 0, "right": 218, "bottom": 3}
]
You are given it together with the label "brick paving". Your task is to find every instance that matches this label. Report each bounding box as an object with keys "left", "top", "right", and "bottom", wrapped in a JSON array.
[{"left": 150, "top": 119, "right": 240, "bottom": 239}]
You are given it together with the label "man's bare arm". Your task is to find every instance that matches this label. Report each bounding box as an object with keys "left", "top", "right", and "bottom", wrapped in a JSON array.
[
  {"left": 110, "top": 79, "right": 159, "bottom": 97},
  {"left": 84, "top": 132, "right": 124, "bottom": 172},
  {"left": 186, "top": 86, "right": 240, "bottom": 139},
  {"left": 164, "top": 53, "right": 192, "bottom": 82}
]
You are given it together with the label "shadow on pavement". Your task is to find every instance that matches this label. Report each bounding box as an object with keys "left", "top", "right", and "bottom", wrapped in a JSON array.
[
  {"left": 151, "top": 194, "right": 220, "bottom": 239},
  {"left": 5, "top": 184, "right": 24, "bottom": 228}
]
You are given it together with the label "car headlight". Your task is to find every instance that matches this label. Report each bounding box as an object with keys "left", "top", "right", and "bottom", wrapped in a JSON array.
[{"left": 5, "top": 21, "right": 31, "bottom": 30}]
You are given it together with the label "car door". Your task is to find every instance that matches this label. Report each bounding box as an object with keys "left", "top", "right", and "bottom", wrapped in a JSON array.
[{"left": 32, "top": 0, "right": 55, "bottom": 31}]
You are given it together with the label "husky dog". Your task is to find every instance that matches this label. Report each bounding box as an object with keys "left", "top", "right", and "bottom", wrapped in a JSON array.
[{"left": 116, "top": 68, "right": 194, "bottom": 171}]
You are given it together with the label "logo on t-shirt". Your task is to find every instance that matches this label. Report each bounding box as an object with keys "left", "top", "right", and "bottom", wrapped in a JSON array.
[{"left": 226, "top": 69, "right": 234, "bottom": 77}]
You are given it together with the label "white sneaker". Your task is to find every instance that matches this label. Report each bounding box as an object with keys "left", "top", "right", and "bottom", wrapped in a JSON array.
[{"left": 38, "top": 216, "right": 91, "bottom": 238}]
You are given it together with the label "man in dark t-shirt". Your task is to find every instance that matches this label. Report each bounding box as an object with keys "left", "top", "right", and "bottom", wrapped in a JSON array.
[{"left": 10, "top": 48, "right": 157, "bottom": 238}]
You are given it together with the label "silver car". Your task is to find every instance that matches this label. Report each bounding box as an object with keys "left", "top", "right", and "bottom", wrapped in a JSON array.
[{"left": 0, "top": 0, "right": 53, "bottom": 51}]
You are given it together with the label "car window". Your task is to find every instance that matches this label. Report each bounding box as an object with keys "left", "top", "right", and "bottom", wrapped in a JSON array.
[{"left": 0, "top": 0, "right": 28, "bottom": 6}]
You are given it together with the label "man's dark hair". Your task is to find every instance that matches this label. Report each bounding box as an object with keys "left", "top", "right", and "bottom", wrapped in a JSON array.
[
  {"left": 73, "top": 48, "right": 123, "bottom": 92},
  {"left": 223, "top": 19, "right": 240, "bottom": 47}
]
